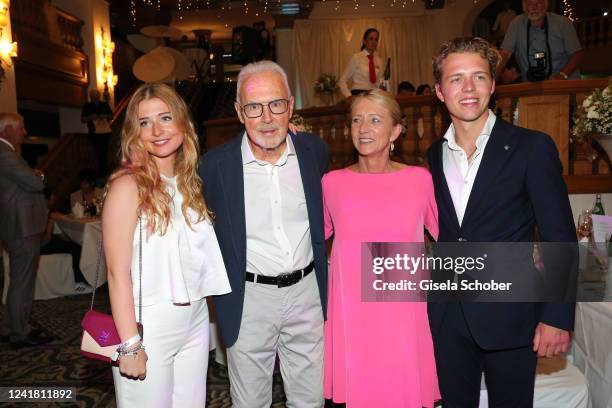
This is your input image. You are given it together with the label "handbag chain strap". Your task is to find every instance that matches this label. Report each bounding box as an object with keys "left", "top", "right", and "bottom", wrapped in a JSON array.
[{"left": 89, "top": 217, "right": 143, "bottom": 325}]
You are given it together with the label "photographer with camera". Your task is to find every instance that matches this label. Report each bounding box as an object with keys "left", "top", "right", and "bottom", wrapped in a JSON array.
[{"left": 496, "top": 0, "right": 583, "bottom": 83}]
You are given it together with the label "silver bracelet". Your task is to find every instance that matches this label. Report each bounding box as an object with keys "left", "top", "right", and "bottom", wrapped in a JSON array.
[
  {"left": 119, "top": 334, "right": 141, "bottom": 351},
  {"left": 120, "top": 344, "right": 145, "bottom": 357},
  {"left": 110, "top": 334, "right": 142, "bottom": 362}
]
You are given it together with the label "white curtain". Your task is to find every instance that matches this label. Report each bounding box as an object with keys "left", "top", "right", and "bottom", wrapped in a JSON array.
[{"left": 293, "top": 15, "right": 435, "bottom": 108}]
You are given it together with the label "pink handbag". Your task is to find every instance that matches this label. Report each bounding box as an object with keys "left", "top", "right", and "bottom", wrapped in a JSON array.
[
  {"left": 80, "top": 309, "right": 122, "bottom": 363},
  {"left": 80, "top": 218, "right": 144, "bottom": 363}
]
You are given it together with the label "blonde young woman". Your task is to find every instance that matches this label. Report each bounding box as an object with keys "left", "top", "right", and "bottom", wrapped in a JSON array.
[{"left": 103, "top": 83, "right": 230, "bottom": 407}]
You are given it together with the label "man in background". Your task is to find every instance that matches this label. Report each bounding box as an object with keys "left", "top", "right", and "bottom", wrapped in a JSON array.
[
  {"left": 497, "top": 0, "right": 583, "bottom": 82},
  {"left": 397, "top": 81, "right": 416, "bottom": 96},
  {"left": 81, "top": 89, "right": 113, "bottom": 175},
  {"left": 0, "top": 113, "right": 53, "bottom": 348}
]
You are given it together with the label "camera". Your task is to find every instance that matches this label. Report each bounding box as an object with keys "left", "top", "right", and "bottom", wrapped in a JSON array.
[{"left": 526, "top": 52, "right": 548, "bottom": 82}]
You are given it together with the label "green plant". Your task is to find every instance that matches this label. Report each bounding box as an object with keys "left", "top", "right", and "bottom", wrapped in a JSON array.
[
  {"left": 289, "top": 114, "right": 312, "bottom": 132},
  {"left": 572, "top": 83, "right": 612, "bottom": 140},
  {"left": 314, "top": 73, "right": 339, "bottom": 94}
]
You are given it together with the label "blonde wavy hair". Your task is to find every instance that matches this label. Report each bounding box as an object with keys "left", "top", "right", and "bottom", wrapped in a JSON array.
[
  {"left": 112, "top": 82, "right": 212, "bottom": 234},
  {"left": 351, "top": 89, "right": 402, "bottom": 125}
]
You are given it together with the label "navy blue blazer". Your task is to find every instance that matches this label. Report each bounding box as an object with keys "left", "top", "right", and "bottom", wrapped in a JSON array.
[
  {"left": 198, "top": 131, "right": 329, "bottom": 348},
  {"left": 427, "top": 118, "right": 577, "bottom": 350}
]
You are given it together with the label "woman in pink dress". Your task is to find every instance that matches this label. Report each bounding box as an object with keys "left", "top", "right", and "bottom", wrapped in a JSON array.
[{"left": 323, "top": 89, "right": 440, "bottom": 407}]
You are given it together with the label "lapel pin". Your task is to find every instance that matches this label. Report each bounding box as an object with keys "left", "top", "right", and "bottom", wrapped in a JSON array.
[{"left": 504, "top": 145, "right": 510, "bottom": 151}]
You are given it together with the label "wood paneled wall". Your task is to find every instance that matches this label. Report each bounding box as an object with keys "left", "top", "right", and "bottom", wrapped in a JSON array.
[{"left": 11, "top": 0, "right": 88, "bottom": 107}]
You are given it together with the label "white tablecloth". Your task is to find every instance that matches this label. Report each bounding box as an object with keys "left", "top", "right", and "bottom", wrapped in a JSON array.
[
  {"left": 479, "top": 356, "right": 589, "bottom": 407},
  {"left": 572, "top": 302, "right": 612, "bottom": 408},
  {"left": 2, "top": 251, "right": 76, "bottom": 301},
  {"left": 55, "top": 216, "right": 106, "bottom": 288}
]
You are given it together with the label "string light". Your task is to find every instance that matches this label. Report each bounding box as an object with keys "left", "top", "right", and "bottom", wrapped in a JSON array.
[
  {"left": 562, "top": 0, "right": 575, "bottom": 21},
  {"left": 178, "top": 0, "right": 183, "bottom": 20},
  {"left": 157, "top": 0, "right": 161, "bottom": 11},
  {"left": 130, "top": 0, "right": 137, "bottom": 27}
]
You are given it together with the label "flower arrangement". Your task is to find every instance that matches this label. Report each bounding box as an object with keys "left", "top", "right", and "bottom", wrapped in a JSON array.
[
  {"left": 572, "top": 83, "right": 612, "bottom": 140},
  {"left": 314, "top": 74, "right": 339, "bottom": 94},
  {"left": 289, "top": 114, "right": 312, "bottom": 132}
]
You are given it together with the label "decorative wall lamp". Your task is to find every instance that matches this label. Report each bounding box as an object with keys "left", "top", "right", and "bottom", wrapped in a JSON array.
[
  {"left": 97, "top": 26, "right": 117, "bottom": 100},
  {"left": 0, "top": 0, "right": 17, "bottom": 62}
]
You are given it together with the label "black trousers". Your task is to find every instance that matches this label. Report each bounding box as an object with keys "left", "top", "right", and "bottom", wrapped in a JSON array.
[
  {"left": 433, "top": 303, "right": 537, "bottom": 408},
  {"left": 41, "top": 236, "right": 85, "bottom": 283}
]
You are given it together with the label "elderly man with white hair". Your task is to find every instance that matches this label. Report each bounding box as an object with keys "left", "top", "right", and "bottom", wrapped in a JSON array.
[
  {"left": 199, "top": 61, "right": 328, "bottom": 407},
  {"left": 0, "top": 113, "right": 53, "bottom": 348},
  {"left": 497, "top": 0, "right": 584, "bottom": 82}
]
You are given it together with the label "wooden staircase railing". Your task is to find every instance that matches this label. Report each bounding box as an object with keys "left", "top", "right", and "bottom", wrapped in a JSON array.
[
  {"left": 38, "top": 84, "right": 140, "bottom": 208},
  {"left": 204, "top": 78, "right": 612, "bottom": 194}
]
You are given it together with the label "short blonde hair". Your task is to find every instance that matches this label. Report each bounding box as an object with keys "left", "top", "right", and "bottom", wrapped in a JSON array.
[{"left": 350, "top": 89, "right": 402, "bottom": 126}]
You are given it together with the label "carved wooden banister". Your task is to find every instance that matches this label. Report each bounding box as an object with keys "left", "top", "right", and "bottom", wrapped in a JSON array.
[
  {"left": 38, "top": 134, "right": 99, "bottom": 205},
  {"left": 9, "top": 0, "right": 48, "bottom": 36},
  {"left": 575, "top": 15, "right": 612, "bottom": 48},
  {"left": 55, "top": 8, "right": 84, "bottom": 52},
  {"left": 203, "top": 78, "right": 612, "bottom": 193},
  {"left": 574, "top": 15, "right": 612, "bottom": 74}
]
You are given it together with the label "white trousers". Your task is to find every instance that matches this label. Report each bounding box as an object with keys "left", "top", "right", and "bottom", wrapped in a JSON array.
[
  {"left": 112, "top": 299, "right": 209, "bottom": 408},
  {"left": 227, "top": 272, "right": 324, "bottom": 408}
]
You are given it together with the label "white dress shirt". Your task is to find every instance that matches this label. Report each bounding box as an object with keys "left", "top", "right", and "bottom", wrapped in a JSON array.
[
  {"left": 338, "top": 50, "right": 383, "bottom": 98},
  {"left": 0, "top": 137, "right": 15, "bottom": 151},
  {"left": 442, "top": 110, "right": 497, "bottom": 226},
  {"left": 242, "top": 133, "right": 314, "bottom": 277}
]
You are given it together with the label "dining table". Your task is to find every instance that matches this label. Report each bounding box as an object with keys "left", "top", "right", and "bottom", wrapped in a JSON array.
[
  {"left": 571, "top": 301, "right": 612, "bottom": 408},
  {"left": 54, "top": 215, "right": 106, "bottom": 288}
]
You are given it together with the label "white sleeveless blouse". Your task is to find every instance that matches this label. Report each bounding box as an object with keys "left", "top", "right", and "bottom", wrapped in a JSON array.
[{"left": 130, "top": 175, "right": 231, "bottom": 306}]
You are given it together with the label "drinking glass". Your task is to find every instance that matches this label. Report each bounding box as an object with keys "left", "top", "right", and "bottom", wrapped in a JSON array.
[{"left": 577, "top": 210, "right": 593, "bottom": 241}]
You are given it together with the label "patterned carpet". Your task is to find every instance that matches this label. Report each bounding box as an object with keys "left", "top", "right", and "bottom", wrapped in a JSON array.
[{"left": 0, "top": 284, "right": 294, "bottom": 408}]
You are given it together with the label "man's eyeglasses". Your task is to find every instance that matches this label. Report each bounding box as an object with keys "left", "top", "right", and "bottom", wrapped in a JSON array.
[{"left": 238, "top": 99, "right": 290, "bottom": 119}]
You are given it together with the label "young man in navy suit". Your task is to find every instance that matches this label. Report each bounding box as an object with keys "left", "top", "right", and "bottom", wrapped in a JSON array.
[
  {"left": 427, "top": 37, "right": 576, "bottom": 407},
  {"left": 199, "top": 61, "right": 328, "bottom": 408}
]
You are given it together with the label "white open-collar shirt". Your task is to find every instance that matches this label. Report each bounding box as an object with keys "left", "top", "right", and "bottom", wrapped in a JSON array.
[
  {"left": 241, "top": 133, "right": 314, "bottom": 277},
  {"left": 442, "top": 110, "right": 497, "bottom": 226}
]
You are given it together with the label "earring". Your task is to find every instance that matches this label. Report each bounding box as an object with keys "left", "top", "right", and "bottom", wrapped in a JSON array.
[{"left": 390, "top": 142, "right": 395, "bottom": 152}]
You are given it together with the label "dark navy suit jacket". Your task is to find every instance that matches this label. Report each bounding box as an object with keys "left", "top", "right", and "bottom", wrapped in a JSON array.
[
  {"left": 427, "top": 118, "right": 577, "bottom": 350},
  {"left": 198, "top": 131, "right": 329, "bottom": 348}
]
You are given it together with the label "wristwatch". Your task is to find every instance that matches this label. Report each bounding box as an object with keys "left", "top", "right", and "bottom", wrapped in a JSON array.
[{"left": 559, "top": 71, "right": 568, "bottom": 80}]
